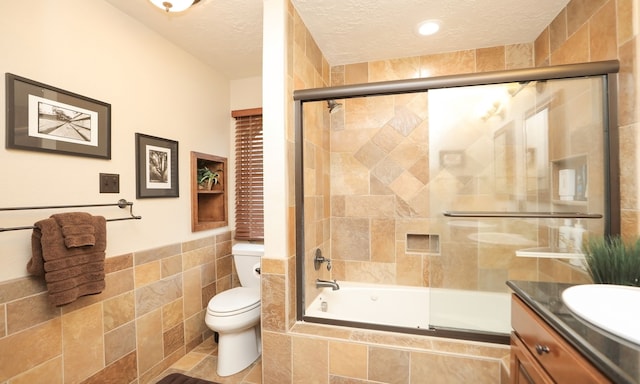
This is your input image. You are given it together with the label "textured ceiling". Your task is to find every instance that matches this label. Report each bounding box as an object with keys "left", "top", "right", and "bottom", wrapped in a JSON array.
[{"left": 104, "top": 0, "right": 570, "bottom": 80}]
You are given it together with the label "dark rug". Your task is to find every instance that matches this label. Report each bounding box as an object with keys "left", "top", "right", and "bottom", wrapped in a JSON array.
[{"left": 156, "top": 373, "right": 220, "bottom": 384}]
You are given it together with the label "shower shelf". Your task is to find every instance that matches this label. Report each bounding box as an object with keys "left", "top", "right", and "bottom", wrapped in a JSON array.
[
  {"left": 443, "top": 211, "right": 602, "bottom": 219},
  {"left": 515, "top": 247, "right": 583, "bottom": 259}
]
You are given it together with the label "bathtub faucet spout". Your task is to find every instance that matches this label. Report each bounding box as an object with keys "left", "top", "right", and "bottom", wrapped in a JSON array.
[{"left": 316, "top": 278, "right": 340, "bottom": 290}]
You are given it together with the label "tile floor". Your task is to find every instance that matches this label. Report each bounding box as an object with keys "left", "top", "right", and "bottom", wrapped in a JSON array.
[{"left": 154, "top": 337, "right": 262, "bottom": 384}]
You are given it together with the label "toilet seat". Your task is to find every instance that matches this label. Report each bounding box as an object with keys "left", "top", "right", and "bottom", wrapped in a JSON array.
[{"left": 207, "top": 287, "right": 260, "bottom": 317}]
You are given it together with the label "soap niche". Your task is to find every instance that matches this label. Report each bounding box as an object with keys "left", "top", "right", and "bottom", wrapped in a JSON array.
[{"left": 551, "top": 154, "right": 588, "bottom": 206}]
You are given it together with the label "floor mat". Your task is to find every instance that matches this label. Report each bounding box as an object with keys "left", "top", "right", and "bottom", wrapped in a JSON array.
[{"left": 156, "top": 373, "right": 219, "bottom": 384}]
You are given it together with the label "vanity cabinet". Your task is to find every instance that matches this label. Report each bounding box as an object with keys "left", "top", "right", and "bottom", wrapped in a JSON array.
[
  {"left": 510, "top": 295, "right": 611, "bottom": 384},
  {"left": 190, "top": 151, "right": 227, "bottom": 232}
]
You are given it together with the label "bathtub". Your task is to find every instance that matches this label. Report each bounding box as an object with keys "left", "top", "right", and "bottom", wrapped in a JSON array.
[{"left": 305, "top": 282, "right": 511, "bottom": 335}]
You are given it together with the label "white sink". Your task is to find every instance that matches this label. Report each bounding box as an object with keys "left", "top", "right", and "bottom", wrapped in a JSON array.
[{"left": 562, "top": 284, "right": 640, "bottom": 345}]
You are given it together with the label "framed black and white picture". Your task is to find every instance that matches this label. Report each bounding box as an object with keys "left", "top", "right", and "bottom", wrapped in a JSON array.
[
  {"left": 5, "top": 73, "right": 111, "bottom": 159},
  {"left": 135, "top": 133, "right": 179, "bottom": 198}
]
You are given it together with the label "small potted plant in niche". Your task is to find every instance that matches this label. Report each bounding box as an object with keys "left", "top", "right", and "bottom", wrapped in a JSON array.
[
  {"left": 584, "top": 235, "right": 640, "bottom": 287},
  {"left": 197, "top": 165, "right": 220, "bottom": 190}
]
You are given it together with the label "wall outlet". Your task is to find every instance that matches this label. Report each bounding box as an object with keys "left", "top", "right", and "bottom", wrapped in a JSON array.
[{"left": 100, "top": 173, "right": 120, "bottom": 193}]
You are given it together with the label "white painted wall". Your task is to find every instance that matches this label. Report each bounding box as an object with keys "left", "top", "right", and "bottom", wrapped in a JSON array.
[
  {"left": 262, "top": 0, "right": 289, "bottom": 259},
  {"left": 0, "top": 0, "right": 246, "bottom": 281}
]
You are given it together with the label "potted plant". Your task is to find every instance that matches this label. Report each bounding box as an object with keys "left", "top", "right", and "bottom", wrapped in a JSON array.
[
  {"left": 584, "top": 235, "right": 640, "bottom": 287},
  {"left": 197, "top": 166, "right": 220, "bottom": 190}
]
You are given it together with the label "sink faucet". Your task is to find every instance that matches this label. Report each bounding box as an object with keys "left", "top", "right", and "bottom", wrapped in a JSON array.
[{"left": 316, "top": 278, "right": 340, "bottom": 290}]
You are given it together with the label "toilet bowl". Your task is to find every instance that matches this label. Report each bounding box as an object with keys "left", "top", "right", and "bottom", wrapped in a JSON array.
[{"left": 205, "top": 243, "right": 264, "bottom": 376}]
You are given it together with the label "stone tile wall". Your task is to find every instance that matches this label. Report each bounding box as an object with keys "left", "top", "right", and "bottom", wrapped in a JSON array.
[
  {"left": 262, "top": 0, "right": 636, "bottom": 383},
  {"left": 0, "top": 231, "right": 233, "bottom": 383}
]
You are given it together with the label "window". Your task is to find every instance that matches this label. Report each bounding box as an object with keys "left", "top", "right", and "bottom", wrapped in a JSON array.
[{"left": 232, "top": 108, "right": 264, "bottom": 240}]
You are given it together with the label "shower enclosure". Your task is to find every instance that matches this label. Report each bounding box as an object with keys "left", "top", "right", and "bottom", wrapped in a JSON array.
[{"left": 294, "top": 61, "right": 619, "bottom": 343}]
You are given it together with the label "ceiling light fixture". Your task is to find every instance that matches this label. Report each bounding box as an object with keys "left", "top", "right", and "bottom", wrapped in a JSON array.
[
  {"left": 416, "top": 20, "right": 441, "bottom": 36},
  {"left": 149, "top": 0, "right": 200, "bottom": 13}
]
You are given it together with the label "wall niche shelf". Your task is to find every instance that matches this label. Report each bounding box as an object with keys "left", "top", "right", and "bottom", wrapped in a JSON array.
[
  {"left": 191, "top": 151, "right": 227, "bottom": 232},
  {"left": 551, "top": 154, "right": 588, "bottom": 206}
]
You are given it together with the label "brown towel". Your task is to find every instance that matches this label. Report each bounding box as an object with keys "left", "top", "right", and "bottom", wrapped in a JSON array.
[
  {"left": 51, "top": 212, "right": 96, "bottom": 248},
  {"left": 27, "top": 213, "right": 107, "bottom": 306}
]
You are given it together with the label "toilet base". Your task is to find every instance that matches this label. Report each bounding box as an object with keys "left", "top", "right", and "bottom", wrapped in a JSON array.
[{"left": 216, "top": 324, "right": 261, "bottom": 376}]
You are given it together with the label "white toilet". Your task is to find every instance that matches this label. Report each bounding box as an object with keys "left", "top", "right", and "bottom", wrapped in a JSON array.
[{"left": 205, "top": 243, "right": 264, "bottom": 376}]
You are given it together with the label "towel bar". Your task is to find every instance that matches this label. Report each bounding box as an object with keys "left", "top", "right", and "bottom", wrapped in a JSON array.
[{"left": 0, "top": 199, "right": 141, "bottom": 232}]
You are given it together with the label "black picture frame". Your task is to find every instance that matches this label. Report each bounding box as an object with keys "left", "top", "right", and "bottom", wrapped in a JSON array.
[
  {"left": 135, "top": 133, "right": 179, "bottom": 198},
  {"left": 5, "top": 73, "right": 111, "bottom": 159}
]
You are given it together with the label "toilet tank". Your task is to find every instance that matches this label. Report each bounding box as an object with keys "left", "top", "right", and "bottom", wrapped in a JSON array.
[{"left": 233, "top": 243, "right": 264, "bottom": 288}]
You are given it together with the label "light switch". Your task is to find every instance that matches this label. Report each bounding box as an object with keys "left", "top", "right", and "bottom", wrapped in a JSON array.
[{"left": 100, "top": 173, "right": 120, "bottom": 193}]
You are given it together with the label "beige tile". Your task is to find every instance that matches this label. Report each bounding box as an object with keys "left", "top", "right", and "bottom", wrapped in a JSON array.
[
  {"left": 184, "top": 246, "right": 215, "bottom": 270},
  {"left": 162, "top": 254, "right": 183, "bottom": 278},
  {"left": 0, "top": 276, "right": 46, "bottom": 304},
  {"left": 216, "top": 255, "right": 233, "bottom": 280},
  {"left": 534, "top": 27, "right": 550, "bottom": 66},
  {"left": 344, "top": 62, "right": 368, "bottom": 85},
  {"left": 617, "top": 37, "right": 637, "bottom": 127},
  {"left": 104, "top": 321, "right": 136, "bottom": 365},
  {"left": 262, "top": 332, "right": 292, "bottom": 384},
  {"left": 419, "top": 50, "right": 475, "bottom": 78},
  {"left": 215, "top": 238, "right": 232, "bottom": 259},
  {"left": 331, "top": 218, "right": 370, "bottom": 261},
  {"left": 104, "top": 253, "right": 133, "bottom": 274},
  {"left": 410, "top": 351, "right": 500, "bottom": 384},
  {"left": 371, "top": 219, "right": 395, "bottom": 263},
  {"left": 81, "top": 351, "right": 137, "bottom": 384},
  {"left": 345, "top": 196, "right": 395, "bottom": 218},
  {"left": 135, "top": 243, "right": 181, "bottom": 266},
  {"left": 369, "top": 57, "right": 420, "bottom": 82},
  {"left": 183, "top": 267, "right": 203, "bottom": 318},
  {"left": 0, "top": 318, "right": 61, "bottom": 382},
  {"left": 6, "top": 292, "right": 59, "bottom": 334},
  {"left": 0, "top": 304, "right": 5, "bottom": 338},
  {"left": 368, "top": 346, "right": 409, "bottom": 384},
  {"left": 293, "top": 336, "right": 328, "bottom": 384},
  {"left": 182, "top": 235, "right": 214, "bottom": 252},
  {"left": 137, "top": 309, "right": 164, "bottom": 374},
  {"left": 183, "top": 311, "right": 207, "bottom": 348},
  {"left": 62, "top": 303, "right": 104, "bottom": 383},
  {"left": 566, "top": 0, "right": 607, "bottom": 36},
  {"left": 262, "top": 274, "right": 286, "bottom": 332},
  {"left": 505, "top": 43, "right": 533, "bottom": 69},
  {"left": 589, "top": 0, "right": 617, "bottom": 61},
  {"left": 476, "top": 46, "right": 505, "bottom": 72},
  {"left": 135, "top": 260, "right": 161, "bottom": 288},
  {"left": 549, "top": 9, "right": 567, "bottom": 53},
  {"left": 164, "top": 323, "right": 185, "bottom": 357},
  {"left": 8, "top": 356, "right": 62, "bottom": 384},
  {"left": 329, "top": 341, "right": 367, "bottom": 379},
  {"left": 136, "top": 274, "right": 183, "bottom": 317},
  {"left": 162, "top": 298, "right": 185, "bottom": 331},
  {"left": 617, "top": 0, "right": 633, "bottom": 44},
  {"left": 103, "top": 291, "right": 135, "bottom": 333}
]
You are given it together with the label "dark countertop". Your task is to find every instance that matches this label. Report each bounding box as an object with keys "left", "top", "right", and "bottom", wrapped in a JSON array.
[{"left": 507, "top": 280, "right": 640, "bottom": 384}]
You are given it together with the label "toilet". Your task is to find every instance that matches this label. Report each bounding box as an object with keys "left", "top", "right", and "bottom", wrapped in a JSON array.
[{"left": 205, "top": 243, "right": 264, "bottom": 376}]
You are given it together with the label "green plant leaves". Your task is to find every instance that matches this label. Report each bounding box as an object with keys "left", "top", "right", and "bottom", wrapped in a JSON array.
[{"left": 584, "top": 236, "right": 640, "bottom": 287}]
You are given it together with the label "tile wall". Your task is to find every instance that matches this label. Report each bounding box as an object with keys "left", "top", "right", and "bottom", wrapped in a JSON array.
[
  {"left": 262, "top": 0, "right": 636, "bottom": 383},
  {"left": 0, "top": 231, "right": 234, "bottom": 383}
]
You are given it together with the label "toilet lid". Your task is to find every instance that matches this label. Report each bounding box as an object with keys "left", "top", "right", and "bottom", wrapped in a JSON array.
[{"left": 208, "top": 287, "right": 260, "bottom": 314}]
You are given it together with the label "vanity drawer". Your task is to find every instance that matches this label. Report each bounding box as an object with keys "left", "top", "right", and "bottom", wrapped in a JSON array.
[{"left": 511, "top": 295, "right": 610, "bottom": 384}]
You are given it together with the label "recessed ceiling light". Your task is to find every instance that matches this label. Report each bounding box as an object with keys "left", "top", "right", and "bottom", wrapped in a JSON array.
[{"left": 416, "top": 20, "right": 441, "bottom": 36}]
